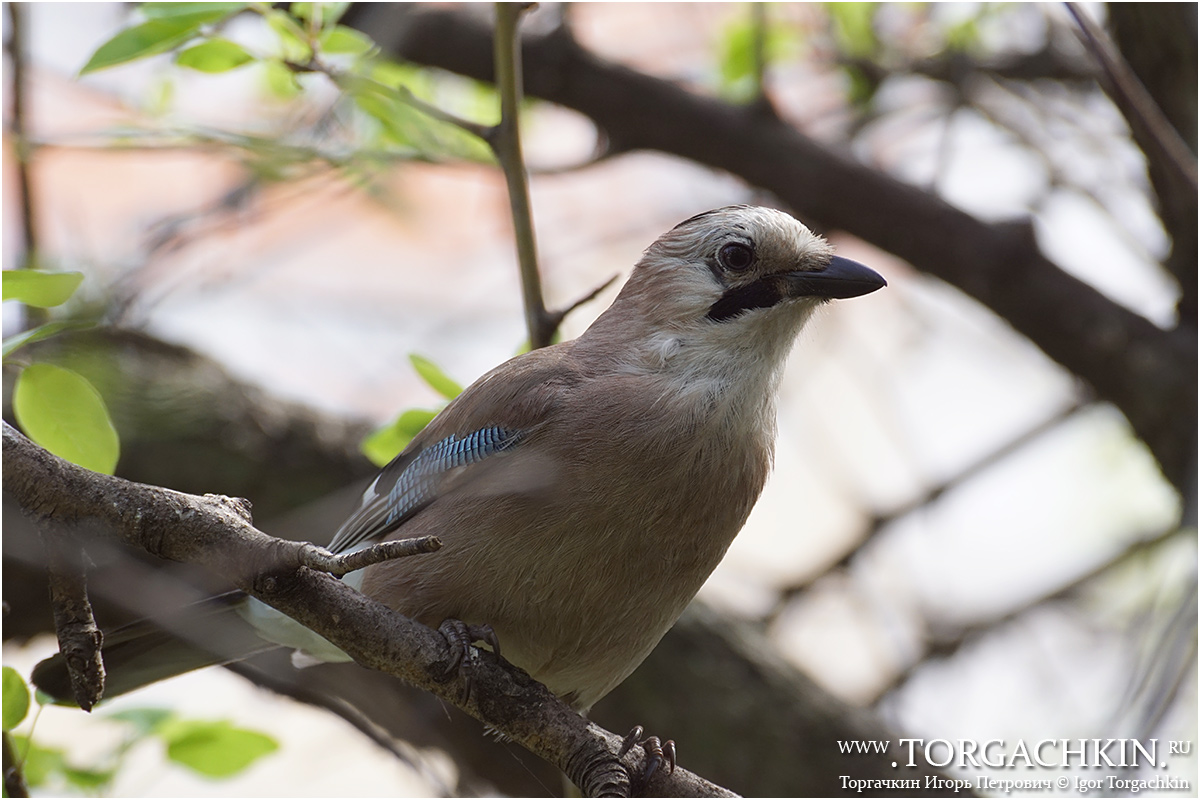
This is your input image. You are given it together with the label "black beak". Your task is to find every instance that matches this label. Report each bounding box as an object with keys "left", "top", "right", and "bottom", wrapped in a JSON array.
[{"left": 782, "top": 256, "right": 886, "bottom": 300}]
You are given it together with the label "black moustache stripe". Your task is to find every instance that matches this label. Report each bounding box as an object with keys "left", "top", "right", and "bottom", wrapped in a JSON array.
[{"left": 707, "top": 278, "right": 785, "bottom": 322}]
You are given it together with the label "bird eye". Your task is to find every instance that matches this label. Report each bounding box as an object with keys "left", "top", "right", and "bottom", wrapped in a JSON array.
[{"left": 718, "top": 242, "right": 754, "bottom": 272}]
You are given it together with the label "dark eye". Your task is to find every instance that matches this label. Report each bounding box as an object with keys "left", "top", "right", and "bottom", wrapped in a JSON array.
[{"left": 718, "top": 242, "right": 754, "bottom": 272}]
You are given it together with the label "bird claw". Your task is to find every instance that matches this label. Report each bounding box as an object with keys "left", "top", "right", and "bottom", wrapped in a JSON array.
[
  {"left": 437, "top": 619, "right": 500, "bottom": 704},
  {"left": 619, "top": 725, "right": 676, "bottom": 788}
]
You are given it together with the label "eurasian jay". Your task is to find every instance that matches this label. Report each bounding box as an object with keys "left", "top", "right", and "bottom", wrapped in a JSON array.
[{"left": 34, "top": 205, "right": 885, "bottom": 723}]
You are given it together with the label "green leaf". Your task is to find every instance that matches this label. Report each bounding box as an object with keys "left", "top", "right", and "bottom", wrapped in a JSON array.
[
  {"left": 3, "top": 320, "right": 95, "bottom": 360},
  {"left": 108, "top": 707, "right": 176, "bottom": 737},
  {"left": 141, "top": 3, "right": 246, "bottom": 19},
  {"left": 318, "top": 24, "right": 375, "bottom": 56},
  {"left": 361, "top": 408, "right": 438, "bottom": 466},
  {"left": 62, "top": 765, "right": 118, "bottom": 791},
  {"left": 13, "top": 363, "right": 120, "bottom": 475},
  {"left": 409, "top": 354, "right": 463, "bottom": 399},
  {"left": 290, "top": 2, "right": 348, "bottom": 26},
  {"left": 841, "top": 63, "right": 877, "bottom": 108},
  {"left": 8, "top": 735, "right": 63, "bottom": 788},
  {"left": 3, "top": 270, "right": 83, "bottom": 308},
  {"left": 2, "top": 667, "right": 30, "bottom": 731},
  {"left": 265, "top": 8, "right": 312, "bottom": 61},
  {"left": 718, "top": 19, "right": 756, "bottom": 90},
  {"left": 826, "top": 2, "right": 879, "bottom": 58},
  {"left": 176, "top": 38, "right": 255, "bottom": 72},
  {"left": 261, "top": 59, "right": 303, "bottom": 98},
  {"left": 159, "top": 719, "right": 278, "bottom": 778},
  {"left": 80, "top": 10, "right": 239, "bottom": 74}
]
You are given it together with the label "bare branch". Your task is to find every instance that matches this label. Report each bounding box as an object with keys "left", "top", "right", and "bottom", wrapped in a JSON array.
[
  {"left": 42, "top": 532, "right": 106, "bottom": 711},
  {"left": 491, "top": 3, "right": 555, "bottom": 350},
  {"left": 5, "top": 3, "right": 37, "bottom": 267},
  {"left": 297, "top": 537, "right": 442, "bottom": 578},
  {"left": 873, "top": 525, "right": 1187, "bottom": 704},
  {"left": 769, "top": 398, "right": 1090, "bottom": 617},
  {"left": 1065, "top": 3, "right": 1197, "bottom": 190},
  {"left": 546, "top": 274, "right": 620, "bottom": 332}
]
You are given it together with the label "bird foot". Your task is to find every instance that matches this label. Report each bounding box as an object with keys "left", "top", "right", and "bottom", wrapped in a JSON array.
[
  {"left": 438, "top": 619, "right": 500, "bottom": 703},
  {"left": 618, "top": 725, "right": 676, "bottom": 789}
]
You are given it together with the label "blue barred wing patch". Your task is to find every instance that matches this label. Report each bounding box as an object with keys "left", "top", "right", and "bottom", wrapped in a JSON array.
[
  {"left": 328, "top": 426, "right": 523, "bottom": 554},
  {"left": 383, "top": 427, "right": 521, "bottom": 528}
]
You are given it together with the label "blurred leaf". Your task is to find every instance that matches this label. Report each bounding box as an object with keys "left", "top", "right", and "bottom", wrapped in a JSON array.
[
  {"left": 62, "top": 764, "right": 118, "bottom": 791},
  {"left": 176, "top": 38, "right": 255, "bottom": 72},
  {"left": 80, "top": 9, "right": 238, "bottom": 74},
  {"left": 159, "top": 719, "right": 278, "bottom": 778},
  {"left": 141, "top": 3, "right": 246, "bottom": 19},
  {"left": 826, "top": 2, "right": 878, "bottom": 58},
  {"left": 716, "top": 13, "right": 800, "bottom": 103},
  {"left": 107, "top": 707, "right": 176, "bottom": 737},
  {"left": 265, "top": 8, "right": 312, "bottom": 62},
  {"left": 2, "top": 667, "right": 30, "bottom": 731},
  {"left": 944, "top": 16, "right": 982, "bottom": 52},
  {"left": 7, "top": 732, "right": 115, "bottom": 792},
  {"left": 147, "top": 74, "right": 177, "bottom": 115},
  {"left": 291, "top": 2, "right": 349, "bottom": 27},
  {"left": 13, "top": 364, "right": 120, "bottom": 475},
  {"left": 718, "top": 18, "right": 756, "bottom": 95},
  {"left": 841, "top": 63, "right": 877, "bottom": 108},
  {"left": 3, "top": 270, "right": 83, "bottom": 308},
  {"left": 8, "top": 735, "right": 62, "bottom": 788},
  {"left": 362, "top": 408, "right": 438, "bottom": 466},
  {"left": 409, "top": 354, "right": 463, "bottom": 400},
  {"left": 261, "top": 58, "right": 303, "bottom": 98},
  {"left": 318, "top": 24, "right": 376, "bottom": 56}
]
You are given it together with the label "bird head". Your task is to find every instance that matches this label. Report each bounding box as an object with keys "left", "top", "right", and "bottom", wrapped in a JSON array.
[{"left": 581, "top": 205, "right": 886, "bottom": 385}]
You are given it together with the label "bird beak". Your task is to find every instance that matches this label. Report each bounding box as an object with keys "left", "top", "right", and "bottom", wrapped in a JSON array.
[{"left": 783, "top": 255, "right": 886, "bottom": 300}]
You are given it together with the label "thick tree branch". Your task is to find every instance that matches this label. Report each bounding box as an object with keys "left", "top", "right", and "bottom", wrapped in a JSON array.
[
  {"left": 3, "top": 421, "right": 733, "bottom": 798},
  {"left": 354, "top": 6, "right": 1195, "bottom": 496}
]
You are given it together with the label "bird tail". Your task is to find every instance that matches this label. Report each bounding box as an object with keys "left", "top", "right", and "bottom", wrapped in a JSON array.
[{"left": 31, "top": 591, "right": 279, "bottom": 706}]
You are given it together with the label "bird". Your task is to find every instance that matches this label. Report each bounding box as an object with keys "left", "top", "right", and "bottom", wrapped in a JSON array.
[{"left": 34, "top": 205, "right": 885, "bottom": 722}]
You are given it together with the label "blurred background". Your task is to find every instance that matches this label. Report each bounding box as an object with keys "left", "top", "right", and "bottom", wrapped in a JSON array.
[{"left": 3, "top": 2, "right": 1195, "bottom": 796}]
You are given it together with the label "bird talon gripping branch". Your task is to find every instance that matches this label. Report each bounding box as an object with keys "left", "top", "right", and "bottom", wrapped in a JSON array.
[
  {"left": 619, "top": 726, "right": 677, "bottom": 788},
  {"left": 438, "top": 619, "right": 501, "bottom": 702}
]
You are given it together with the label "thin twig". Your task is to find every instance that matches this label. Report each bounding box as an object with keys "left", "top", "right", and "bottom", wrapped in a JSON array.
[
  {"left": 1065, "top": 3, "right": 1197, "bottom": 190},
  {"left": 546, "top": 274, "right": 619, "bottom": 331},
  {"left": 768, "top": 397, "right": 1091, "bottom": 620},
  {"left": 872, "top": 525, "right": 1187, "bottom": 704},
  {"left": 298, "top": 536, "right": 442, "bottom": 578},
  {"left": 491, "top": 3, "right": 553, "bottom": 350},
  {"left": 6, "top": 3, "right": 37, "bottom": 267}
]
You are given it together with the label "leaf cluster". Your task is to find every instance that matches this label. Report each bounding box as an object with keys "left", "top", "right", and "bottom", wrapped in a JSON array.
[{"left": 3, "top": 668, "right": 277, "bottom": 795}]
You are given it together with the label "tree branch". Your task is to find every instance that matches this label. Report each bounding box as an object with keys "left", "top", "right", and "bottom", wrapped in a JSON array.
[
  {"left": 42, "top": 530, "right": 105, "bottom": 710},
  {"left": 3, "top": 421, "right": 734, "bottom": 798},
  {"left": 1065, "top": 3, "right": 1197, "bottom": 190},
  {"left": 491, "top": 3, "right": 554, "bottom": 350}
]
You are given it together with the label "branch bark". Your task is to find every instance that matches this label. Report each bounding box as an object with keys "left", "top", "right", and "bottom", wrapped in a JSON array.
[{"left": 3, "top": 421, "right": 733, "bottom": 798}]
